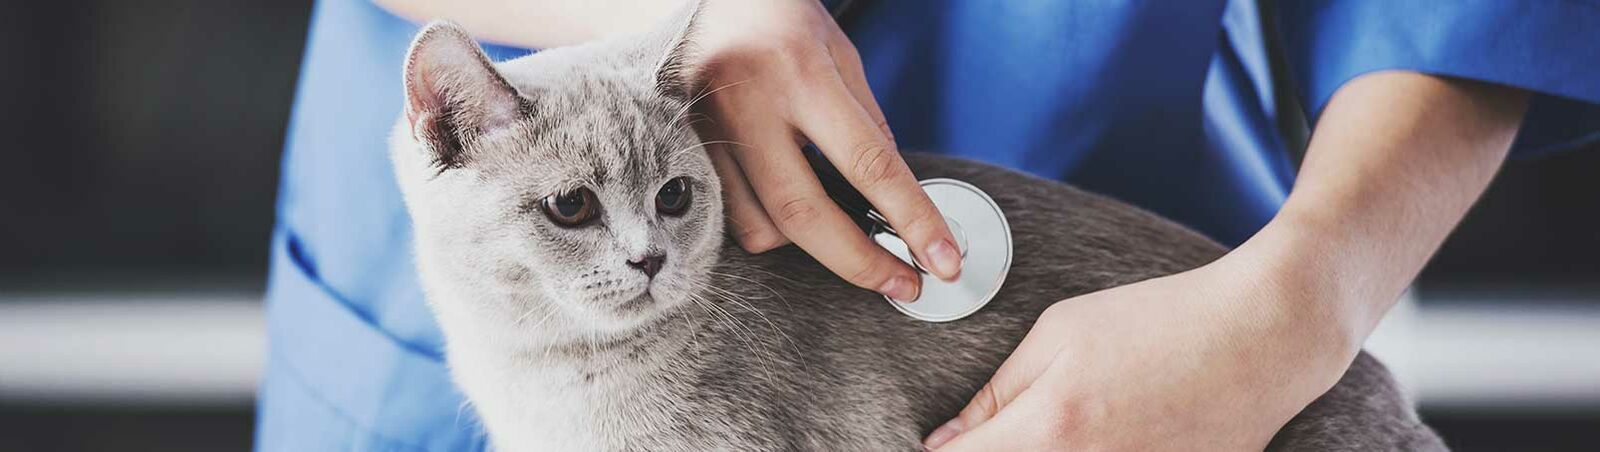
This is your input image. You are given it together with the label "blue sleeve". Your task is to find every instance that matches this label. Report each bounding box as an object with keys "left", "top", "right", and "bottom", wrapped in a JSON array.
[{"left": 1279, "top": 0, "right": 1600, "bottom": 157}]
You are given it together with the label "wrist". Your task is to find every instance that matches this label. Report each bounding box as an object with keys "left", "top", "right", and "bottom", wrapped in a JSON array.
[
  {"left": 1190, "top": 236, "right": 1366, "bottom": 433},
  {"left": 1214, "top": 213, "right": 1369, "bottom": 367}
]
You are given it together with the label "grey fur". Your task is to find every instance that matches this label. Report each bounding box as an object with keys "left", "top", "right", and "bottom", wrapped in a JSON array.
[{"left": 391, "top": 9, "right": 1446, "bottom": 451}]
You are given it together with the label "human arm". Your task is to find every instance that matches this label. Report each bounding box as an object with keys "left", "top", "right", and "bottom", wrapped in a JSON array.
[
  {"left": 925, "top": 72, "right": 1528, "bottom": 450},
  {"left": 373, "top": 0, "right": 677, "bottom": 48},
  {"left": 373, "top": 0, "right": 963, "bottom": 301}
]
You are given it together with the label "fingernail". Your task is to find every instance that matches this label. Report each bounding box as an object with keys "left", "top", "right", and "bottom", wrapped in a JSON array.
[
  {"left": 926, "top": 239, "right": 962, "bottom": 280},
  {"left": 879, "top": 275, "right": 919, "bottom": 303},
  {"left": 922, "top": 418, "right": 964, "bottom": 450}
]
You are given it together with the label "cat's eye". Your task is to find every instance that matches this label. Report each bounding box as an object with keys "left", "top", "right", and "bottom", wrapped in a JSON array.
[
  {"left": 656, "top": 177, "right": 692, "bottom": 216},
  {"left": 540, "top": 188, "right": 599, "bottom": 227}
]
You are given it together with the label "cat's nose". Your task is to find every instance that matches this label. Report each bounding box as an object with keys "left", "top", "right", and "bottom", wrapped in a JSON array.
[{"left": 626, "top": 254, "right": 666, "bottom": 278}]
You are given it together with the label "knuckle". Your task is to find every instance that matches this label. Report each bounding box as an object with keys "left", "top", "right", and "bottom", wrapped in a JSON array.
[
  {"left": 849, "top": 142, "right": 900, "bottom": 188},
  {"left": 773, "top": 196, "right": 825, "bottom": 228},
  {"left": 902, "top": 200, "right": 946, "bottom": 237}
]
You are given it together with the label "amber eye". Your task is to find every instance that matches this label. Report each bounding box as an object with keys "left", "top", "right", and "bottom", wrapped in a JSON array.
[
  {"left": 656, "top": 177, "right": 692, "bottom": 216},
  {"left": 540, "top": 188, "right": 599, "bottom": 227}
]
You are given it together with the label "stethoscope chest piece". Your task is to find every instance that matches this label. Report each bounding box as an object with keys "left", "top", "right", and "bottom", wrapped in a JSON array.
[{"left": 871, "top": 178, "right": 1013, "bottom": 322}]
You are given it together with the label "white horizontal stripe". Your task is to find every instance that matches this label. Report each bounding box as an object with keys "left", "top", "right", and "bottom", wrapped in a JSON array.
[{"left": 1, "top": 290, "right": 1596, "bottom": 410}]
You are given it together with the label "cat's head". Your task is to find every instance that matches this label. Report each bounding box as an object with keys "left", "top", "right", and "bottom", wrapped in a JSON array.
[{"left": 392, "top": 7, "right": 721, "bottom": 337}]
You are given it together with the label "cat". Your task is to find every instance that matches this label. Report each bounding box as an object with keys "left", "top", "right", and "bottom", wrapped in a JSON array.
[{"left": 389, "top": 5, "right": 1446, "bottom": 451}]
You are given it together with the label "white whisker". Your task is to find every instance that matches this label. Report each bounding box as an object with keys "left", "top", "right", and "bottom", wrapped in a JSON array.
[
  {"left": 670, "top": 78, "right": 756, "bottom": 125},
  {"left": 689, "top": 291, "right": 775, "bottom": 379},
  {"left": 514, "top": 304, "right": 552, "bottom": 325},
  {"left": 738, "top": 266, "right": 803, "bottom": 287},
  {"left": 709, "top": 270, "right": 789, "bottom": 308},
  {"left": 693, "top": 280, "right": 806, "bottom": 371},
  {"left": 668, "top": 139, "right": 754, "bottom": 163}
]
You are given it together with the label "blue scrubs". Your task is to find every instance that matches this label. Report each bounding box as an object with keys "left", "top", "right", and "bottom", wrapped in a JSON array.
[{"left": 256, "top": 0, "right": 1599, "bottom": 450}]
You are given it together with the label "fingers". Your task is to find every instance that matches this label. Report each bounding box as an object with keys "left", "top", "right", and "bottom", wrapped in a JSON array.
[
  {"left": 687, "top": 22, "right": 935, "bottom": 300},
  {"left": 725, "top": 124, "right": 922, "bottom": 302},
  {"left": 790, "top": 67, "right": 963, "bottom": 281},
  {"left": 923, "top": 310, "right": 1071, "bottom": 449},
  {"left": 930, "top": 351, "right": 1040, "bottom": 445},
  {"left": 933, "top": 382, "right": 1066, "bottom": 451},
  {"left": 707, "top": 144, "right": 788, "bottom": 253},
  {"left": 929, "top": 361, "right": 1075, "bottom": 451}
]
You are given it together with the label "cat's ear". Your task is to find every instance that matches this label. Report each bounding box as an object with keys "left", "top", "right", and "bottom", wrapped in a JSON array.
[
  {"left": 652, "top": 0, "right": 705, "bottom": 101},
  {"left": 403, "top": 21, "right": 526, "bottom": 171}
]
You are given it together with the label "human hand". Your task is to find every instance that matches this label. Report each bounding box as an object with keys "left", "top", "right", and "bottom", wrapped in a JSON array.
[
  {"left": 923, "top": 252, "right": 1361, "bottom": 451},
  {"left": 684, "top": 0, "right": 961, "bottom": 302}
]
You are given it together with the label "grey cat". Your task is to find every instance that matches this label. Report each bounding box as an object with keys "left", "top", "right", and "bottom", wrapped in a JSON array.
[{"left": 389, "top": 5, "right": 1446, "bottom": 451}]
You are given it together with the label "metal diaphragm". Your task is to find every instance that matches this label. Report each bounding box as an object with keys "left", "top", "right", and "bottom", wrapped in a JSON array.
[{"left": 872, "top": 178, "right": 1012, "bottom": 322}]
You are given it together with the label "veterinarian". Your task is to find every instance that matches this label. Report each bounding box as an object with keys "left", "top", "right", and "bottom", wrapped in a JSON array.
[{"left": 258, "top": 0, "right": 1599, "bottom": 449}]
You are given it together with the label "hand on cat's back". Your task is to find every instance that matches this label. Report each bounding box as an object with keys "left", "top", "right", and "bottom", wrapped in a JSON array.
[
  {"left": 682, "top": 0, "right": 965, "bottom": 302},
  {"left": 923, "top": 250, "right": 1361, "bottom": 451}
]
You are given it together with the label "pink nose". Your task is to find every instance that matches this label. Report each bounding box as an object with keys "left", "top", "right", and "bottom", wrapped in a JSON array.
[{"left": 627, "top": 254, "right": 665, "bottom": 278}]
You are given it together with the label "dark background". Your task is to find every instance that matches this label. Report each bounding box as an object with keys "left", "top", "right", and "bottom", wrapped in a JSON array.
[
  {"left": 1, "top": 1, "right": 1595, "bottom": 451},
  {"left": 1, "top": 1, "right": 310, "bottom": 451},
  {"left": 0, "top": 0, "right": 306, "bottom": 287}
]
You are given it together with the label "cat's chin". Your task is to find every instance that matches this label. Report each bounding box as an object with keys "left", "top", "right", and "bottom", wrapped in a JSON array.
[{"left": 561, "top": 293, "right": 675, "bottom": 336}]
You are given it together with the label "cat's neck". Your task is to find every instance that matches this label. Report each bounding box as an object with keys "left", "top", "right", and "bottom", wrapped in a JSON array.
[{"left": 446, "top": 303, "right": 706, "bottom": 452}]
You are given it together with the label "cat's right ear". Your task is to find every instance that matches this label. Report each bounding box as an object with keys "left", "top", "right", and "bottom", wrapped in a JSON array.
[
  {"left": 652, "top": 0, "right": 705, "bottom": 101},
  {"left": 403, "top": 21, "right": 526, "bottom": 171}
]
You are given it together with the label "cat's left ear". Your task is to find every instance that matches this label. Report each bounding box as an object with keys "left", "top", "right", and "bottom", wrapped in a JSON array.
[{"left": 652, "top": 0, "right": 706, "bottom": 101}]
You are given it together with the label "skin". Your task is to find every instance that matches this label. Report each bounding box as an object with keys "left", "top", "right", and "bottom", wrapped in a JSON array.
[
  {"left": 376, "top": 0, "right": 1530, "bottom": 449},
  {"left": 929, "top": 74, "right": 1528, "bottom": 450}
]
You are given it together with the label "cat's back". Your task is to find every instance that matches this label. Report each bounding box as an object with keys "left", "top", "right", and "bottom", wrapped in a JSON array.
[
  {"left": 678, "top": 155, "right": 1433, "bottom": 451},
  {"left": 689, "top": 154, "right": 1229, "bottom": 449}
]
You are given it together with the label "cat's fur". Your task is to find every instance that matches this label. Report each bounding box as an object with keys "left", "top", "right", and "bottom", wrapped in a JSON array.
[{"left": 390, "top": 6, "right": 1445, "bottom": 451}]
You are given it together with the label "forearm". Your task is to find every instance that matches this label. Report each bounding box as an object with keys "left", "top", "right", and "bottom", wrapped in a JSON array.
[
  {"left": 1237, "top": 71, "right": 1528, "bottom": 354},
  {"left": 373, "top": 0, "right": 686, "bottom": 48}
]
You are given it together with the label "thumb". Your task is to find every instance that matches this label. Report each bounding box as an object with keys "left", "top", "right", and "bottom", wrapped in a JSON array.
[
  {"left": 922, "top": 312, "right": 1068, "bottom": 450},
  {"left": 922, "top": 382, "right": 1005, "bottom": 450}
]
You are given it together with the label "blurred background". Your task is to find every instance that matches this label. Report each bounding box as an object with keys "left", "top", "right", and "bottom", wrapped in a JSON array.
[{"left": 0, "top": 1, "right": 1595, "bottom": 451}]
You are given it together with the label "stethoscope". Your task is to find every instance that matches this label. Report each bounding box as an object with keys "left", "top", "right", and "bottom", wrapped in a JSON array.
[{"left": 805, "top": 146, "right": 1013, "bottom": 322}]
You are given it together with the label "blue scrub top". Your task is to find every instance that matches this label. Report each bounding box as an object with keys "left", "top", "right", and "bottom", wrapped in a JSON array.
[{"left": 256, "top": 1, "right": 1599, "bottom": 450}]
